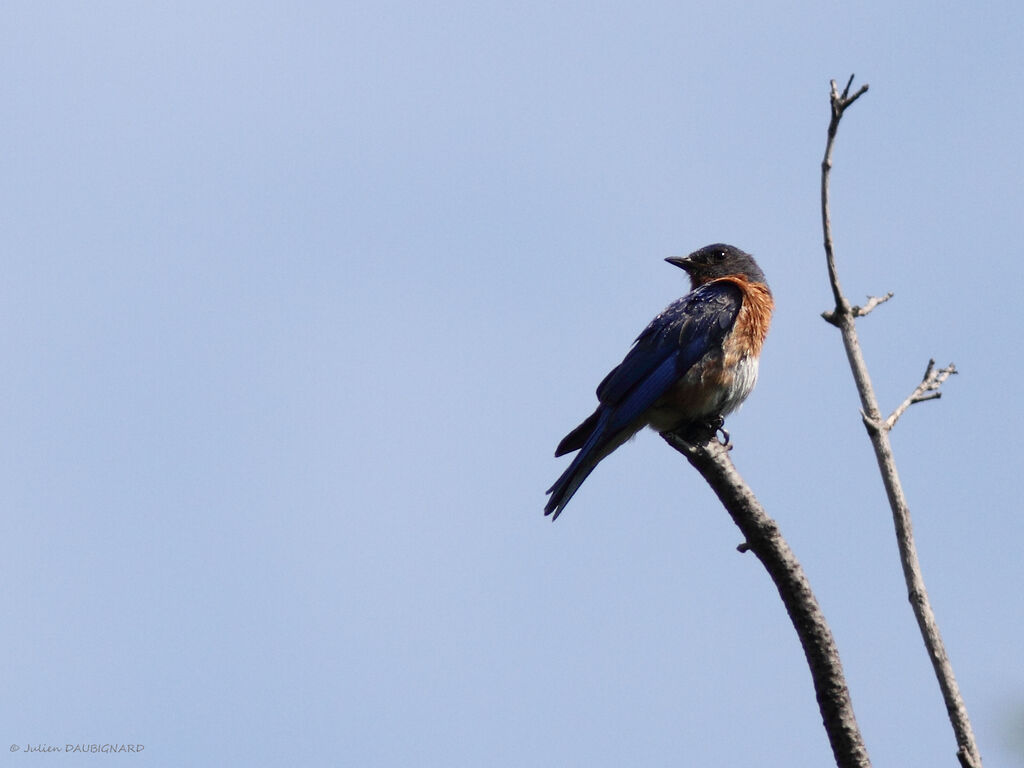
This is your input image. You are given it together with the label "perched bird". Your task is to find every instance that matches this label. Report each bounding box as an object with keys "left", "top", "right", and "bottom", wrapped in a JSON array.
[{"left": 545, "top": 244, "right": 773, "bottom": 520}]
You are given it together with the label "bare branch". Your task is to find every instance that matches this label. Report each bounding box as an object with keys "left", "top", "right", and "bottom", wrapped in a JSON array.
[
  {"left": 662, "top": 433, "right": 871, "bottom": 768},
  {"left": 885, "top": 360, "right": 959, "bottom": 430},
  {"left": 822, "top": 292, "right": 894, "bottom": 326},
  {"left": 818, "top": 76, "right": 982, "bottom": 768}
]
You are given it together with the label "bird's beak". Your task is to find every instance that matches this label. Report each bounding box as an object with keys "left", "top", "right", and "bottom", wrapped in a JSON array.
[{"left": 665, "top": 256, "right": 693, "bottom": 272}]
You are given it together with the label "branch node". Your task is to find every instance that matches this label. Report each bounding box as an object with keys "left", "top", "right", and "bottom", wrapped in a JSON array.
[
  {"left": 831, "top": 75, "right": 870, "bottom": 115},
  {"left": 957, "top": 745, "right": 983, "bottom": 768},
  {"left": 821, "top": 309, "right": 841, "bottom": 327},
  {"left": 860, "top": 410, "right": 884, "bottom": 435}
]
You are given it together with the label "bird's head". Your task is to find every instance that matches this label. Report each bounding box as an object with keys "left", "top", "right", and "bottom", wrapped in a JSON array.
[{"left": 666, "top": 244, "right": 768, "bottom": 290}]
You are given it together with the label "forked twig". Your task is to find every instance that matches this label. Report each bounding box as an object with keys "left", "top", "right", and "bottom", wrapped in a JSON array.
[{"left": 885, "top": 360, "right": 958, "bottom": 431}]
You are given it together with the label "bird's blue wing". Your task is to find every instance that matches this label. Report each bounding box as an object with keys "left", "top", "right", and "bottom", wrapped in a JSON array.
[
  {"left": 594, "top": 281, "right": 742, "bottom": 428},
  {"left": 545, "top": 281, "right": 743, "bottom": 518}
]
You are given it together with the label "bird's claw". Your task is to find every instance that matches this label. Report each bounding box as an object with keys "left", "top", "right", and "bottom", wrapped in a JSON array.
[
  {"left": 713, "top": 418, "right": 730, "bottom": 447},
  {"left": 699, "top": 415, "right": 730, "bottom": 446}
]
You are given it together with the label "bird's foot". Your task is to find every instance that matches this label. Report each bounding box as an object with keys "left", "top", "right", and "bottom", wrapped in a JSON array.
[{"left": 671, "top": 416, "right": 728, "bottom": 446}]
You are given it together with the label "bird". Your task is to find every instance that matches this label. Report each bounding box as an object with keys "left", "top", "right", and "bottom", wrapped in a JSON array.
[{"left": 545, "top": 244, "right": 773, "bottom": 520}]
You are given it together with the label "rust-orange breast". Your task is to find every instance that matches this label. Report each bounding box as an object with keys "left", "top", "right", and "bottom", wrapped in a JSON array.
[{"left": 716, "top": 275, "right": 774, "bottom": 364}]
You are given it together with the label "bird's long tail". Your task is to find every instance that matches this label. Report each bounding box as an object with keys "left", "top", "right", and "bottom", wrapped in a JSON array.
[
  {"left": 545, "top": 412, "right": 637, "bottom": 520},
  {"left": 544, "top": 450, "right": 600, "bottom": 520}
]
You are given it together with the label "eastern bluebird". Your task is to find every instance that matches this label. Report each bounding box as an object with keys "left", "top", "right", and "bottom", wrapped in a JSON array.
[{"left": 545, "top": 244, "right": 773, "bottom": 519}]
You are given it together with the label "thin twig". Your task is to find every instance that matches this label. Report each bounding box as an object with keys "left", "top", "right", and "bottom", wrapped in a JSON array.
[
  {"left": 819, "top": 76, "right": 981, "bottom": 768},
  {"left": 853, "top": 292, "right": 895, "bottom": 318},
  {"left": 662, "top": 434, "right": 871, "bottom": 768},
  {"left": 885, "top": 360, "right": 958, "bottom": 430},
  {"left": 822, "top": 293, "right": 894, "bottom": 326},
  {"left": 822, "top": 77, "right": 870, "bottom": 316}
]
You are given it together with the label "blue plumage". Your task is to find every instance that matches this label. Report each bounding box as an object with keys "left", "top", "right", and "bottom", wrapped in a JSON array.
[{"left": 545, "top": 244, "right": 772, "bottom": 520}]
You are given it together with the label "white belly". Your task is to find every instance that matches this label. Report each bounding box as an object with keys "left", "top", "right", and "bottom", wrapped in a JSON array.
[{"left": 719, "top": 354, "right": 759, "bottom": 416}]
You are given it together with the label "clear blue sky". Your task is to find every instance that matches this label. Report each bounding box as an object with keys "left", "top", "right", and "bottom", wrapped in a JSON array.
[{"left": 3, "top": 2, "right": 1022, "bottom": 766}]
